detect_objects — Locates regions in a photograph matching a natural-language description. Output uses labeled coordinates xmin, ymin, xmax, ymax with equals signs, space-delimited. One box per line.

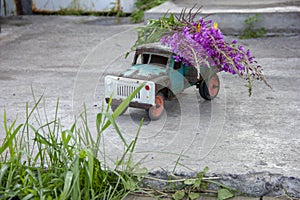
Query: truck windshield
xmin=135 ymin=53 xmax=169 ymax=67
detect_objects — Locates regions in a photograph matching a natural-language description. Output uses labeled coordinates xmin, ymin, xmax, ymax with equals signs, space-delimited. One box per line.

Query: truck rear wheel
xmin=147 ymin=92 xmax=165 ymax=120
xmin=199 ymin=73 xmax=220 ymax=100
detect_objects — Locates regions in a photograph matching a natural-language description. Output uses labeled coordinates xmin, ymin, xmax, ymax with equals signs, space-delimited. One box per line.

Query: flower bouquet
xmin=130 ymin=7 xmax=271 ymax=96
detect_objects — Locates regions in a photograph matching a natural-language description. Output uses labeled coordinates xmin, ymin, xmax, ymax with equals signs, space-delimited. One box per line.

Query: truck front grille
xmin=116 ymin=84 xmax=141 ymax=99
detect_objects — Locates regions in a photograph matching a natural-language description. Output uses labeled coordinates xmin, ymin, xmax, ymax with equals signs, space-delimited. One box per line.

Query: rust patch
xmin=31 ymin=1 xmax=37 ymax=12
xmin=31 ymin=2 xmax=56 ymax=15
xmin=135 ymin=43 xmax=173 ymax=56
xmin=14 ymin=0 xmax=23 ymax=15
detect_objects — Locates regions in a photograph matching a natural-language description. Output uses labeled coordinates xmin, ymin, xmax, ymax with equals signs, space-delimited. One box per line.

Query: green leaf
xmin=47 ymin=196 xmax=53 ymax=200
xmin=197 ymin=166 xmax=209 ymax=179
xmin=200 ymin=182 xmax=209 ymax=191
xmin=194 ymin=178 xmax=202 ymax=188
xmin=79 ymin=149 xmax=86 ymax=158
xmin=125 ymin=179 xmax=136 ymax=191
xmin=188 ymin=192 xmax=200 ymax=200
xmin=202 ymin=166 xmax=209 ymax=174
xmin=173 ymin=190 xmax=185 ymax=200
xmin=184 ymin=179 xmax=196 ymax=185
xmin=217 ymin=188 xmax=234 ymax=200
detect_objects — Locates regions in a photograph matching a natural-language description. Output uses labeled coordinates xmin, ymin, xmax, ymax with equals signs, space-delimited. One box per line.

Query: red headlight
xmin=145 ymin=85 xmax=150 ymax=91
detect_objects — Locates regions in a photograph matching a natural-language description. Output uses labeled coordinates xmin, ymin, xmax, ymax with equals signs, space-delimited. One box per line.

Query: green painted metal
xmin=169 ymin=58 xmax=185 ymax=94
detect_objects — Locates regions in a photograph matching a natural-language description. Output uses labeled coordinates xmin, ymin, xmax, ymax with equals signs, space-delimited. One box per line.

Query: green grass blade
xmin=23 ymin=193 xmax=34 ymax=200
xmin=34 ymin=132 xmax=52 ymax=146
xmin=6 ymin=163 xmax=16 ymax=191
xmin=108 ymin=176 xmax=121 ymax=199
xmin=51 ymin=99 xmax=60 ymax=135
xmin=3 ymin=109 xmax=8 ymax=133
xmin=71 ymin=157 xmax=81 ymax=200
xmin=22 ymin=93 xmax=43 ymax=133
xmin=86 ymin=148 xmax=94 ymax=186
xmin=60 ymin=171 xmax=73 ymax=200
xmin=80 ymin=104 xmax=95 ymax=147
xmin=103 ymin=113 xmax=128 ymax=148
xmin=96 ymin=112 xmax=103 ymax=134
xmin=102 ymin=82 xmax=146 ymax=130
xmin=0 ymin=164 xmax=9 ymax=186
xmin=115 ymin=118 xmax=144 ymax=171
xmin=0 ymin=124 xmax=23 ymax=156
xmin=130 ymin=118 xmax=144 ymax=153
xmin=25 ymin=168 xmax=37 ymax=182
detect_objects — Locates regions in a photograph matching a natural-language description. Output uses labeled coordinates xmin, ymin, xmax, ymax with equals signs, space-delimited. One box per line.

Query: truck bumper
xmin=105 ymin=98 xmax=152 ymax=110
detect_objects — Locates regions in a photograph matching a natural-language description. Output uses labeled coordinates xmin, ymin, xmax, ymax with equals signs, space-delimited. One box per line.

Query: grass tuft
xmin=0 ymin=84 xmax=145 ymax=199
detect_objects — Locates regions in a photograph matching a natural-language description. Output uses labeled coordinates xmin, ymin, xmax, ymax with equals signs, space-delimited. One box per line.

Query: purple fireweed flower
xmin=161 ymin=17 xmax=266 ymax=90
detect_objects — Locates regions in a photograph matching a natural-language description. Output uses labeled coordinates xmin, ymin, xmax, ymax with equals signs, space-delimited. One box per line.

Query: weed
xmin=240 ymin=14 xmax=266 ymax=39
xmin=0 ymin=84 xmax=145 ymax=199
xmin=126 ymin=13 xmax=180 ymax=58
xmin=131 ymin=0 xmax=167 ymax=23
xmin=140 ymin=167 xmax=240 ymax=200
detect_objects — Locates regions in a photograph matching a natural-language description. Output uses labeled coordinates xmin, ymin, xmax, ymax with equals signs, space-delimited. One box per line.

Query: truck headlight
xmin=106 ymin=78 xmax=112 ymax=85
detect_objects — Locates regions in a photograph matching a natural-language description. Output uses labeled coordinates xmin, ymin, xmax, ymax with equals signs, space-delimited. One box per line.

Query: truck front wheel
xmin=147 ymin=92 xmax=165 ymax=120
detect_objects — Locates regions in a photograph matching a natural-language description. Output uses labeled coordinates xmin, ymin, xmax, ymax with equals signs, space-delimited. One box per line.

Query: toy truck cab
xmin=105 ymin=43 xmax=220 ymax=120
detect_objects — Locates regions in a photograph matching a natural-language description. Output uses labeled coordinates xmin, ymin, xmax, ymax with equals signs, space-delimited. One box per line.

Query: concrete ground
xmin=0 ymin=15 xmax=299 ymax=198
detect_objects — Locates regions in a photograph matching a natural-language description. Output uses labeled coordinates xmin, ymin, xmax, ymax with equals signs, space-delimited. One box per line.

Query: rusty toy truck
xmin=105 ymin=43 xmax=220 ymax=120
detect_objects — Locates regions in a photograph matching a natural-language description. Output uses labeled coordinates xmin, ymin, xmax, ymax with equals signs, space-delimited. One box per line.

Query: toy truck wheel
xmin=147 ymin=92 xmax=165 ymax=120
xmin=111 ymin=104 xmax=128 ymax=115
xmin=199 ymin=73 xmax=220 ymax=100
